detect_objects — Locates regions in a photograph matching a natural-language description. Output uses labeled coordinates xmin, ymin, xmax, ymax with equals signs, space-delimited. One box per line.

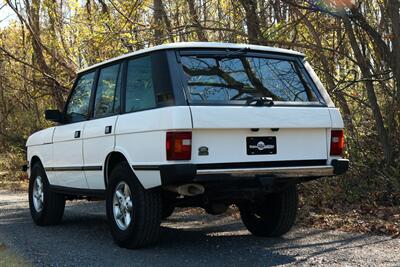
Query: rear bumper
xmin=196 ymin=165 xmax=334 ymax=177
xmin=139 ymin=159 xmax=349 ymax=185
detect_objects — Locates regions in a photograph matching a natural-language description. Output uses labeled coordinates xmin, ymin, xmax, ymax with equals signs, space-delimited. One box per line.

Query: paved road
xmin=0 ymin=190 xmax=399 ymax=266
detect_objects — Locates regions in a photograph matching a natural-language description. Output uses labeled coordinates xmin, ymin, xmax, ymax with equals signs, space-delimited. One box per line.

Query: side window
xmin=93 ymin=64 xmax=121 ymax=118
xmin=125 ymin=56 xmax=156 ymax=112
xmin=65 ymin=72 xmax=95 ymax=123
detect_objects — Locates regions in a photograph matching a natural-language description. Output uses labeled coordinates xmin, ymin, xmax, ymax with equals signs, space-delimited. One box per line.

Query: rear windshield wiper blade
xmin=246 ymin=97 xmax=274 ymax=106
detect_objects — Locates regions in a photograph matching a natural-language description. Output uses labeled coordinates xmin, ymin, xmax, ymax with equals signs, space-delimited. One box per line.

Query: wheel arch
xmin=30 ymin=155 xmax=42 ymax=167
xmin=104 ymin=151 xmax=130 ymax=188
xmin=104 ymin=148 xmax=162 ymax=189
xmin=103 ymin=146 xmax=161 ymax=189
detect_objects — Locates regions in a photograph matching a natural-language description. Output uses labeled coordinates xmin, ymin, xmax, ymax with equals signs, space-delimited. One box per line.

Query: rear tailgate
xmin=189 ymin=106 xmax=331 ymax=164
xmin=176 ymin=49 xmax=333 ymax=165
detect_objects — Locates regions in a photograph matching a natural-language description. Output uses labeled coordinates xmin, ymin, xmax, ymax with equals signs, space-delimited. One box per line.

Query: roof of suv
xmin=78 ymin=42 xmax=304 ymax=73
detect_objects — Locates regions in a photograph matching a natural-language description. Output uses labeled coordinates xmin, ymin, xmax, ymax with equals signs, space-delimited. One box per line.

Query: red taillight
xmin=166 ymin=132 xmax=192 ymax=160
xmin=330 ymin=130 xmax=345 ymax=156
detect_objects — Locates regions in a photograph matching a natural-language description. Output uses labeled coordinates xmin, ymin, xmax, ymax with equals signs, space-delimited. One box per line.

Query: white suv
xmin=25 ymin=42 xmax=349 ymax=248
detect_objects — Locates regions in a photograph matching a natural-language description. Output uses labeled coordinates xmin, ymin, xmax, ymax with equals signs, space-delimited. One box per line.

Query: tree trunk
xmin=153 ymin=0 xmax=174 ymax=44
xmin=387 ymin=0 xmax=400 ymax=102
xmin=26 ymin=0 xmax=65 ymax=110
xmin=342 ymin=13 xmax=393 ymax=165
xmin=160 ymin=1 xmax=174 ymax=43
xmin=239 ymin=0 xmax=262 ymax=44
xmin=186 ymin=0 xmax=208 ymax=41
xmin=153 ymin=0 xmax=164 ymax=45
xmin=299 ymin=12 xmax=355 ymax=134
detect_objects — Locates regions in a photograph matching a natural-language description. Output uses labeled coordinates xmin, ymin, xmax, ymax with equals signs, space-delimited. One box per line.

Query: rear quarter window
xmin=125 ymin=56 xmax=156 ymax=112
xmin=124 ymin=52 xmax=175 ymax=113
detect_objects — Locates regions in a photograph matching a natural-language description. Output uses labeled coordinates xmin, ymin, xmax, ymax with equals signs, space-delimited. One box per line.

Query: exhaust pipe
xmin=165 ymin=184 xmax=205 ymax=196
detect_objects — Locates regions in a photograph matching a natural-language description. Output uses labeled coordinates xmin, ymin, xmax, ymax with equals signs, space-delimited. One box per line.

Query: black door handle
xmin=105 ymin=126 xmax=112 ymax=134
xmin=74 ymin=131 xmax=81 ymax=138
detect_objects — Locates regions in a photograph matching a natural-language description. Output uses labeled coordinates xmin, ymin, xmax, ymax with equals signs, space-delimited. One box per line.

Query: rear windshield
xmin=180 ymin=54 xmax=322 ymax=104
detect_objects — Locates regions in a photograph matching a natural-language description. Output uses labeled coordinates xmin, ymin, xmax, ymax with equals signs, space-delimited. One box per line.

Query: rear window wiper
xmin=246 ymin=97 xmax=274 ymax=106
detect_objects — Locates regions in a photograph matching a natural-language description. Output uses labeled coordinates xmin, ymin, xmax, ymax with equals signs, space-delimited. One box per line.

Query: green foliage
xmin=0 ymin=146 xmax=25 ymax=174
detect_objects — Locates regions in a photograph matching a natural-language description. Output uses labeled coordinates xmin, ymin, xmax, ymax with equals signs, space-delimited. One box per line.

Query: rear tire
xmin=106 ymin=162 xmax=161 ymax=249
xmin=239 ymin=184 xmax=298 ymax=237
xmin=162 ymin=205 xmax=175 ymax=219
xmin=28 ymin=163 xmax=65 ymax=226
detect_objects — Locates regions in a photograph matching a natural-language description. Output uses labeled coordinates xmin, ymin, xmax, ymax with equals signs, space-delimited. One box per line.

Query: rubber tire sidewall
xmin=162 ymin=205 xmax=175 ymax=219
xmin=29 ymin=163 xmax=65 ymax=226
xmin=106 ymin=162 xmax=161 ymax=248
xmin=239 ymin=184 xmax=298 ymax=237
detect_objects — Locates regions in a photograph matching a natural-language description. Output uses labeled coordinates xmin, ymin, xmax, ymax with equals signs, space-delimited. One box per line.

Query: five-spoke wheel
xmin=113 ymin=181 xmax=133 ymax=230
xmin=32 ymin=176 xmax=44 ymax=213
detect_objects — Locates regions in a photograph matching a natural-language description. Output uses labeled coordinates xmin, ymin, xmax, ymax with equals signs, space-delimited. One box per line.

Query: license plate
xmin=247 ymin=137 xmax=277 ymax=155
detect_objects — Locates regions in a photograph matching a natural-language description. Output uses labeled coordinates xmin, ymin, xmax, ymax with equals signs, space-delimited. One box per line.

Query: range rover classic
xmin=25 ymin=42 xmax=349 ymax=248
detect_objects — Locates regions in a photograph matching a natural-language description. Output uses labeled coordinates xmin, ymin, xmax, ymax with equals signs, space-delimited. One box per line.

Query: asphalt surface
xmin=0 ymin=190 xmax=399 ymax=267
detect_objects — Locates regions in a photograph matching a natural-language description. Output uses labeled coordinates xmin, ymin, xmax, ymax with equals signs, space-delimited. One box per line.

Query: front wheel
xmin=28 ymin=163 xmax=65 ymax=226
xmin=106 ymin=162 xmax=162 ymax=249
xmin=239 ymin=184 xmax=298 ymax=237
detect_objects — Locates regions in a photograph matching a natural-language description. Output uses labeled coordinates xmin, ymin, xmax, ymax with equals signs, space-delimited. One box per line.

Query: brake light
xmin=330 ymin=130 xmax=345 ymax=156
xmin=166 ymin=132 xmax=192 ymax=160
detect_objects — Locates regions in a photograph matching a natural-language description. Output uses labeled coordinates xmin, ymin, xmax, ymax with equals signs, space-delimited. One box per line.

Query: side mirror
xmin=45 ymin=110 xmax=64 ymax=123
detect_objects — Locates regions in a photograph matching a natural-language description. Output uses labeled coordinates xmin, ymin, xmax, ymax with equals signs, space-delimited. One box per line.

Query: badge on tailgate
xmin=247 ymin=137 xmax=277 ymax=155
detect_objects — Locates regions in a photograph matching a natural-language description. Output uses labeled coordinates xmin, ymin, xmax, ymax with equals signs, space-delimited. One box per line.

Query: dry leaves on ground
xmin=298 ymin=204 xmax=400 ymax=238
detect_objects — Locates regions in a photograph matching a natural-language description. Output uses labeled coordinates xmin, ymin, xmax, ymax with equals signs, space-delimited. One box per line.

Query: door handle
xmin=105 ymin=126 xmax=112 ymax=134
xmin=74 ymin=130 xmax=81 ymax=138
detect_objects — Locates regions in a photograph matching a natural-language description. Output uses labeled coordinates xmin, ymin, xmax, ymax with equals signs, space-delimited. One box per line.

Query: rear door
xmin=82 ymin=63 xmax=122 ymax=189
xmin=178 ymin=51 xmax=331 ymax=164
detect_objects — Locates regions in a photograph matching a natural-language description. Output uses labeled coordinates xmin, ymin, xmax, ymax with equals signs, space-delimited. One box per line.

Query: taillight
xmin=166 ymin=132 xmax=192 ymax=160
xmin=330 ymin=130 xmax=345 ymax=156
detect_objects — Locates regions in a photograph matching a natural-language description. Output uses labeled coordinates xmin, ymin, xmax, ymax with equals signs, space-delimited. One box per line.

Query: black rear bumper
xmin=135 ymin=159 xmax=349 ymax=186
xmin=331 ymin=159 xmax=349 ymax=175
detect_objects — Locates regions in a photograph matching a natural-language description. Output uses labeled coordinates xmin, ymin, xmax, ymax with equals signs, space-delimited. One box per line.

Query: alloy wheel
xmin=113 ymin=181 xmax=133 ymax=230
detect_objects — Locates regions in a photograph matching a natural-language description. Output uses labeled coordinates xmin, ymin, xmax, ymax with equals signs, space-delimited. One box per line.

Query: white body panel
xmin=190 ymin=106 xmax=332 ymax=129
xmin=115 ymin=107 xmax=193 ymax=188
xmin=191 ymin=128 xmax=328 ymax=163
xmin=51 ymin=122 xmax=88 ymax=188
xmin=189 ymin=106 xmax=331 ymax=165
xmin=83 ymin=116 xmax=118 ymax=189
xmin=26 ymin=127 xmax=55 ymax=147
xmin=26 ymin=127 xmax=55 ymax=179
